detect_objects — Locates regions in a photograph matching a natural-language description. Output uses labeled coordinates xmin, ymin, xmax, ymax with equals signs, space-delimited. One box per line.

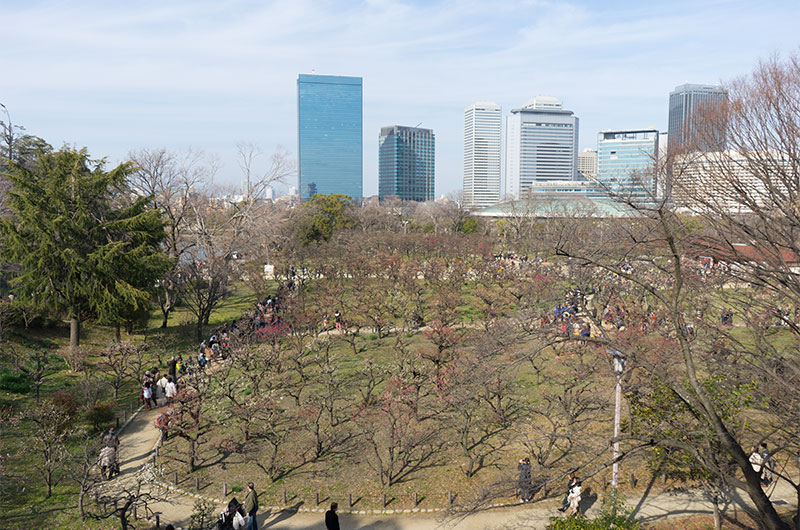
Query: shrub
xmin=0 ymin=369 xmax=31 ymax=394
xmin=51 ymin=389 xmax=80 ymax=417
xmin=86 ymin=402 xmax=115 ymax=431
xmin=188 ymin=498 xmax=217 ymax=530
xmin=368 ymin=333 xmax=379 ymax=340
xmin=59 ymin=346 xmax=88 ymax=372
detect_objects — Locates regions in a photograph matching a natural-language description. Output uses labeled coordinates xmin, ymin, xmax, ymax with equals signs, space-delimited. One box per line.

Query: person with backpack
xmin=157 ymin=373 xmax=169 ymax=406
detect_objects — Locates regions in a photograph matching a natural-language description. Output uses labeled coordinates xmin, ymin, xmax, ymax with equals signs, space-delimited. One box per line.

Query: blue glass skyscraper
xmin=297 ymin=74 xmax=363 ymax=199
xmin=378 ymin=125 xmax=435 ymax=202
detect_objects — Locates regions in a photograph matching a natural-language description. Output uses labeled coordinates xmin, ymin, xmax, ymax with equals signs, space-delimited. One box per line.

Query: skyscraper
xmin=505 ymin=96 xmax=579 ymax=199
xmin=378 ymin=125 xmax=435 ymax=202
xmin=668 ymin=83 xmax=727 ymax=152
xmin=463 ymin=102 xmax=501 ymax=208
xmin=297 ymin=74 xmax=363 ymax=199
xmin=596 ymin=129 xmax=659 ymax=201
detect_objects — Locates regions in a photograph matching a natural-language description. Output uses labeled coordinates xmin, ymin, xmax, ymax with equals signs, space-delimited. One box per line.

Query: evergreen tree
xmin=0 ymin=147 xmax=168 ymax=348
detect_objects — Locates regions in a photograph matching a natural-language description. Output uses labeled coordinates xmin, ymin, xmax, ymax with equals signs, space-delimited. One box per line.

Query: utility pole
xmin=610 ymin=349 xmax=626 ymax=490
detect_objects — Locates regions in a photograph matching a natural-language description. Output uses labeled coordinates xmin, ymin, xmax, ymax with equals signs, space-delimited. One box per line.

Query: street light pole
xmin=610 ymin=349 xmax=626 ymax=490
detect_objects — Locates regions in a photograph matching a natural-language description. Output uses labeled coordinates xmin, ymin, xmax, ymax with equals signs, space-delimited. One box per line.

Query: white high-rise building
xmin=505 ymin=96 xmax=579 ymax=199
xmin=463 ymin=102 xmax=502 ymax=209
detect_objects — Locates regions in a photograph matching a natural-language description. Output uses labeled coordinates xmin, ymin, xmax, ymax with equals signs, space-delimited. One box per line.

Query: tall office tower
xmin=463 ymin=101 xmax=502 ymax=208
xmin=297 ymin=74 xmax=363 ymax=199
xmin=505 ymin=96 xmax=579 ymax=199
xmin=596 ymin=129 xmax=659 ymax=201
xmin=378 ymin=125 xmax=435 ymax=202
xmin=577 ymin=149 xmax=597 ymax=179
xmin=668 ymin=83 xmax=727 ymax=152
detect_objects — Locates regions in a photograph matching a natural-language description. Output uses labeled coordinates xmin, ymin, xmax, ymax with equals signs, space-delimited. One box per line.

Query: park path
xmin=110 ymin=404 xmax=798 ymax=529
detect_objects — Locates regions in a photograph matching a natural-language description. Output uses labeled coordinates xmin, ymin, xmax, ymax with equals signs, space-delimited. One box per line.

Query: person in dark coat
xmin=325 ymin=502 xmax=340 ymax=530
xmin=517 ymin=457 xmax=532 ymax=502
xmin=168 ymin=356 xmax=177 ymax=381
xmin=244 ymin=482 xmax=258 ymax=530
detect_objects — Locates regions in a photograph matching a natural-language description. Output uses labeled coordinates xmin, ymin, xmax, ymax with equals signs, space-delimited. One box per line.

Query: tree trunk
xmin=196 ymin=318 xmax=203 ymax=342
xmin=712 ymin=493 xmax=722 ymax=530
xmin=70 ymin=313 xmax=80 ymax=348
xmin=161 ymin=308 xmax=170 ymax=328
xmin=115 ymin=323 xmax=121 ymax=343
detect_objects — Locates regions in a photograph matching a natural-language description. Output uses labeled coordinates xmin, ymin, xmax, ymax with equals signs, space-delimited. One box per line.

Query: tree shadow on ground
xmin=262 ymin=501 xmax=305 ymax=528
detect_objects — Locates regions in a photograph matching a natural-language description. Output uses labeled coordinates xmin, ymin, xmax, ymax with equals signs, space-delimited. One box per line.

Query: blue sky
xmin=1 ymin=0 xmax=798 ymax=196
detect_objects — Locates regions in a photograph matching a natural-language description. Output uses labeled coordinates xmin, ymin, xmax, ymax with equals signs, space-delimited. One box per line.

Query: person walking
xmin=142 ymin=382 xmax=156 ymax=410
xmin=99 ymin=444 xmax=117 ymax=480
xmin=567 ymin=479 xmax=582 ymax=516
xmin=157 ymin=373 xmax=169 ymax=406
xmin=165 ymin=376 xmax=177 ymax=404
xmin=155 ymin=410 xmax=172 ymax=444
xmin=102 ymin=427 xmax=120 ymax=449
xmin=244 ymin=481 xmax=259 ymax=530
xmin=517 ymin=457 xmax=532 ymax=502
xmin=168 ymin=356 xmax=177 ymax=382
xmin=559 ymin=473 xmax=579 ymax=512
xmin=761 ymin=443 xmax=775 ymax=485
xmin=325 ymin=502 xmax=340 ymax=530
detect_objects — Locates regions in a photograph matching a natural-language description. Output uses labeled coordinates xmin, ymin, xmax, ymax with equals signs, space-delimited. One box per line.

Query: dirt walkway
xmin=109 ymin=405 xmax=797 ymax=529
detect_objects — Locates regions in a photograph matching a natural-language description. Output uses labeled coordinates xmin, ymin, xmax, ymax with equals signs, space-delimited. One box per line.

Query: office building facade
xmin=297 ymin=74 xmax=363 ymax=199
xmin=505 ymin=96 xmax=579 ymax=199
xmin=577 ymin=149 xmax=597 ymax=179
xmin=668 ymin=83 xmax=727 ymax=152
xmin=378 ymin=125 xmax=435 ymax=202
xmin=597 ymin=129 xmax=659 ymax=201
xmin=463 ymin=102 xmax=502 ymax=208
xmin=672 ymin=150 xmax=789 ymax=213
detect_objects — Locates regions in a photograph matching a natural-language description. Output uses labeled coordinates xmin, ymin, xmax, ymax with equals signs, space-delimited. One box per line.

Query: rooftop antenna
xmin=415 ymin=122 xmax=422 ymax=128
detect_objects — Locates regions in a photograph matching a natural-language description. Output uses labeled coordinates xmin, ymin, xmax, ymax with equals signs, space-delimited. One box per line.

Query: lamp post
xmin=609 ymin=349 xmax=626 ymax=490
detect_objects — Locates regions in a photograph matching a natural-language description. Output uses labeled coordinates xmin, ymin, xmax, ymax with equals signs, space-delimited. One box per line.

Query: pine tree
xmin=0 ymin=147 xmax=168 ymax=348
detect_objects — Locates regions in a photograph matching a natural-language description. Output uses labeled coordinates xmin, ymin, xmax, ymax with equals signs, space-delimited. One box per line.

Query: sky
xmin=1 ymin=0 xmax=799 ymax=197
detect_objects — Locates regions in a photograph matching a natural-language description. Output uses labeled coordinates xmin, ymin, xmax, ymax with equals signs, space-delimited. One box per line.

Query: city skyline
xmin=1 ymin=0 xmax=798 ymax=197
